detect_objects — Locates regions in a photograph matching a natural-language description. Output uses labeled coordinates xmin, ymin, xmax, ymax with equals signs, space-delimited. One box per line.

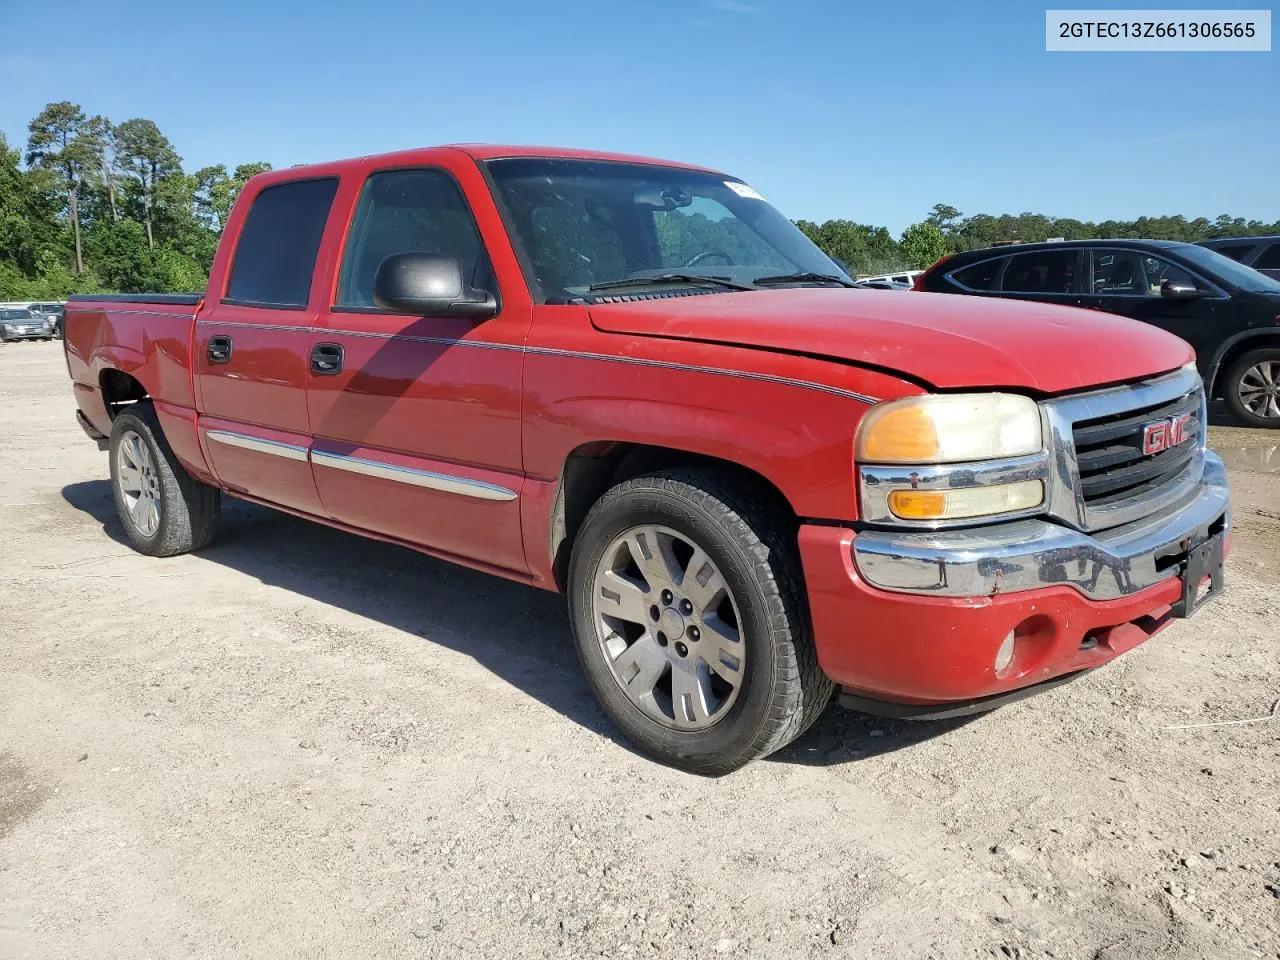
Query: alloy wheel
xmin=1238 ymin=360 xmax=1280 ymax=421
xmin=590 ymin=524 xmax=746 ymax=730
xmin=115 ymin=429 xmax=161 ymax=538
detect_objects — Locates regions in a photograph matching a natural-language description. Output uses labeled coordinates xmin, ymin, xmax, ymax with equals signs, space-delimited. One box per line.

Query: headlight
xmin=856 ymin=393 xmax=1042 ymax=464
xmin=857 ymin=393 xmax=1049 ymax=525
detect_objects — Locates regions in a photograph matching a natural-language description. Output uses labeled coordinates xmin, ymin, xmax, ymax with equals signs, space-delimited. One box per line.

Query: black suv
xmin=1199 ymin=235 xmax=1280 ymax=281
xmin=916 ymin=239 xmax=1280 ymax=427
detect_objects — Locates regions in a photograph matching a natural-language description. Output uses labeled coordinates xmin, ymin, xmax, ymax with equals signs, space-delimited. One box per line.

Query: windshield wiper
xmin=588 ymin=273 xmax=754 ymax=293
xmin=751 ymin=272 xmax=858 ymax=288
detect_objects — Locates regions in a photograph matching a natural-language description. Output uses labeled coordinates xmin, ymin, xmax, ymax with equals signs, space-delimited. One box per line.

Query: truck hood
xmin=587 ymin=288 xmax=1194 ymax=394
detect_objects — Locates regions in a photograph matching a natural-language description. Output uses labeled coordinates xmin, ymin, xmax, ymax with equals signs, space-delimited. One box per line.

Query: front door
xmin=1077 ymin=247 xmax=1223 ymax=377
xmin=194 ymin=177 xmax=339 ymax=516
xmin=306 ymin=165 xmax=530 ymax=574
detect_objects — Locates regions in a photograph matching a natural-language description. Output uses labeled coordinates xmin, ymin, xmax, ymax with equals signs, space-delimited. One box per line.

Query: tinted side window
xmin=1255 ymin=243 xmax=1280 ymax=270
xmin=225 ymin=178 xmax=338 ymax=308
xmin=1000 ymin=251 xmax=1078 ymax=293
xmin=1141 ymin=255 xmax=1208 ymax=293
xmin=951 ymin=258 xmax=1003 ymax=291
xmin=336 ymin=169 xmax=491 ymax=309
xmin=1213 ymin=242 xmax=1257 ymax=263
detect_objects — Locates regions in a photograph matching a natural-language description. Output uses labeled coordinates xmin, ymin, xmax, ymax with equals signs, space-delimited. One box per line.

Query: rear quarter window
xmin=1255 ymin=243 xmax=1280 ymax=270
xmin=950 ymin=258 xmax=1003 ymax=291
xmin=225 ymin=178 xmax=339 ymax=308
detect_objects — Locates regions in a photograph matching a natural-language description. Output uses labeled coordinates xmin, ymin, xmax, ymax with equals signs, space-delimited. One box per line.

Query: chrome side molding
xmin=310 ymin=449 xmax=518 ymax=502
xmin=206 ymin=430 xmax=309 ymax=462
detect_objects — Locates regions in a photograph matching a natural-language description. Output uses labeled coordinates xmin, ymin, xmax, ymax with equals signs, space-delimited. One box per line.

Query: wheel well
xmin=548 ymin=442 xmax=796 ymax=590
xmin=100 ymin=369 xmax=150 ymax=417
xmin=1209 ymin=334 xmax=1280 ymax=398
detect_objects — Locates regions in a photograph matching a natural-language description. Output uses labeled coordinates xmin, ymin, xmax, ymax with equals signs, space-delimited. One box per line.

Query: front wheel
xmin=1224 ymin=347 xmax=1280 ymax=428
xmin=568 ymin=468 xmax=833 ymax=775
xmin=109 ymin=403 xmax=221 ymax=556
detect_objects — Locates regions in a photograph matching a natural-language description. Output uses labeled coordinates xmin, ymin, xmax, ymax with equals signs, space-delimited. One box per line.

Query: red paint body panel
xmin=63 ymin=143 xmax=1209 ymax=715
xmin=798 ymin=525 xmax=1184 ymax=703
xmin=588 ymin=287 xmax=1195 ymax=394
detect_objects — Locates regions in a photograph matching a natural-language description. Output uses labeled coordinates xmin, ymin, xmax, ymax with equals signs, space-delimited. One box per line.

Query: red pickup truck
xmin=65 ymin=145 xmax=1230 ymax=773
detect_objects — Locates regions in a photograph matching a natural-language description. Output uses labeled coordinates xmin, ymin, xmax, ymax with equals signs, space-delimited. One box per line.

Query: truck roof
xmin=269 ymin=144 xmax=724 ymax=182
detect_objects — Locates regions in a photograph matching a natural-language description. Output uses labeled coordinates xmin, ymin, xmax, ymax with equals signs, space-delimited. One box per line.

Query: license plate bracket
xmin=1172 ymin=534 xmax=1225 ymax=618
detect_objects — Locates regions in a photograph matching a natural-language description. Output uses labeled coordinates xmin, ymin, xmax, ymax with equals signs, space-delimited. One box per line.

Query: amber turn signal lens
xmin=886 ymin=490 xmax=947 ymax=519
xmin=887 ymin=481 xmax=1044 ymax=521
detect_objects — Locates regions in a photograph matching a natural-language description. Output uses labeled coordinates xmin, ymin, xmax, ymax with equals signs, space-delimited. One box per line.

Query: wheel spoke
xmin=699 ymin=613 xmax=744 ymax=682
xmin=626 ymin=526 xmax=681 ymax=591
xmin=596 ymin=570 xmax=652 ymax=626
xmin=670 ymin=657 xmax=713 ymax=726
xmin=1268 ymin=395 xmax=1280 ymax=420
xmin=130 ymin=494 xmax=151 ymax=532
xmin=610 ymin=635 xmax=668 ymax=703
xmin=117 ymin=462 xmax=142 ymax=494
xmin=680 ymin=545 xmax=727 ymax=615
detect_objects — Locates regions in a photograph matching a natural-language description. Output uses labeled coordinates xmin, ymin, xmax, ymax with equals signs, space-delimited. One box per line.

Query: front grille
xmin=1071 ymin=388 xmax=1202 ymax=507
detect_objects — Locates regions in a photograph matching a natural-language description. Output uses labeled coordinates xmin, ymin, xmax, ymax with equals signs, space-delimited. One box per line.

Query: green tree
xmin=114 ymin=118 xmax=181 ymax=248
xmin=26 ymin=101 xmax=102 ymax=274
xmin=193 ymin=161 xmax=271 ymax=233
xmin=84 ymin=115 xmax=120 ymax=221
xmin=899 ymin=221 xmax=950 ymax=270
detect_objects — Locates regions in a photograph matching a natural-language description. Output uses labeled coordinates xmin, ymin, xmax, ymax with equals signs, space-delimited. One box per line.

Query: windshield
xmin=1176 ymin=243 xmax=1280 ymax=294
xmin=0 ymin=310 xmax=32 ymax=320
xmin=484 ymin=158 xmax=845 ymax=302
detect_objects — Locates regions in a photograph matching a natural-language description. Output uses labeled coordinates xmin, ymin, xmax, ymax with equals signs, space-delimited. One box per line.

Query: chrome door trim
xmin=206 ymin=430 xmax=310 ymax=462
xmin=310 ymin=449 xmax=518 ymax=502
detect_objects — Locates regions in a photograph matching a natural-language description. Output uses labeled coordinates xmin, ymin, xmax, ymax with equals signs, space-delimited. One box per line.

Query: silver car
xmin=0 ymin=308 xmax=54 ymax=342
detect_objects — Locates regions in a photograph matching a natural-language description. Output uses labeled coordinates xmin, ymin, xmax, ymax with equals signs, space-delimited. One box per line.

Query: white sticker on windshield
xmin=725 ymin=180 xmax=766 ymax=201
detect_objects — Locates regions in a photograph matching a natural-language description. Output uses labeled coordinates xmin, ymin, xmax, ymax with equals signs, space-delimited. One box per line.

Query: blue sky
xmin=1 ymin=0 xmax=1276 ymax=233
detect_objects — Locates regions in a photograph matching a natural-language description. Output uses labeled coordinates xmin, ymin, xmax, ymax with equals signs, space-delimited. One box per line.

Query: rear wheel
xmin=1224 ymin=347 xmax=1280 ymax=428
xmin=568 ymin=468 xmax=833 ymax=775
xmin=109 ymin=403 xmax=221 ymax=556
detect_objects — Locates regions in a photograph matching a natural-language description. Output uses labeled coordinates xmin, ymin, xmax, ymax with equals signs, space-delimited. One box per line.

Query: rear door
xmin=994 ymin=248 xmax=1086 ymax=308
xmin=1076 ymin=247 xmax=1226 ymax=376
xmin=193 ymin=177 xmax=339 ymax=515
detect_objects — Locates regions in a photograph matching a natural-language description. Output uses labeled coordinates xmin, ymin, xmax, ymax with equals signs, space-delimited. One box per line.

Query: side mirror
xmin=1160 ymin=278 xmax=1204 ymax=300
xmin=373 ymin=253 xmax=498 ymax=320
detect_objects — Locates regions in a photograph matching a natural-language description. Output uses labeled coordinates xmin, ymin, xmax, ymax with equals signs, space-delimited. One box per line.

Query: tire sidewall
xmin=568 ymin=484 xmax=789 ymax=769
xmin=109 ymin=411 xmax=166 ymax=551
xmin=1225 ymin=348 xmax=1280 ymax=429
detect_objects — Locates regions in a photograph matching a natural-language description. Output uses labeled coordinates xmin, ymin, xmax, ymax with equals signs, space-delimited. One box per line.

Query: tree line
xmin=1 ymin=101 xmax=270 ymax=299
xmin=3 ymin=100 xmax=1280 ymax=298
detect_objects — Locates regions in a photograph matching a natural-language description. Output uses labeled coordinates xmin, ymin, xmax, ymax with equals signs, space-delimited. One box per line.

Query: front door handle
xmin=207 ymin=335 xmax=232 ymax=364
xmin=311 ymin=343 xmax=344 ymax=376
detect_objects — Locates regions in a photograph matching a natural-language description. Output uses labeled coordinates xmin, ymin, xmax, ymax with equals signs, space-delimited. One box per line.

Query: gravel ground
xmin=2 ymin=341 xmax=1277 ymax=960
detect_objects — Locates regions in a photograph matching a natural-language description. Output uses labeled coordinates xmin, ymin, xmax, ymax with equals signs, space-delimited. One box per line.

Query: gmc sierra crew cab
xmin=65 ymin=145 xmax=1230 ymax=773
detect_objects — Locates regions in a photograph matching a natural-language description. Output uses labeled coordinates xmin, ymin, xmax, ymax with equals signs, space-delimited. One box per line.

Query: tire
xmin=567 ymin=467 xmax=833 ymax=775
xmin=1223 ymin=347 xmax=1280 ymax=428
xmin=108 ymin=403 xmax=221 ymax=556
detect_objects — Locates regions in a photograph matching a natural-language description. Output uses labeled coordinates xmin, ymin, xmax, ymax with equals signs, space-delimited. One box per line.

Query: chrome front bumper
xmin=853 ymin=451 xmax=1230 ymax=601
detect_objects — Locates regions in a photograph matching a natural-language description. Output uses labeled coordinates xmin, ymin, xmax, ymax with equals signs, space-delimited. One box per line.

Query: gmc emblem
xmin=1142 ymin=413 xmax=1192 ymax=456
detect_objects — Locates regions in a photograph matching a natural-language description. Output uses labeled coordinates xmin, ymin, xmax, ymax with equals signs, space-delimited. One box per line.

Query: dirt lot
xmin=2 ymin=341 xmax=1277 ymax=960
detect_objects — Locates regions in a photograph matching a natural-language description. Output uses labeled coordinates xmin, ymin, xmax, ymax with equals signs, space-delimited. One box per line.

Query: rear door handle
xmin=311 ymin=343 xmax=344 ymax=376
xmin=207 ymin=335 xmax=232 ymax=364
